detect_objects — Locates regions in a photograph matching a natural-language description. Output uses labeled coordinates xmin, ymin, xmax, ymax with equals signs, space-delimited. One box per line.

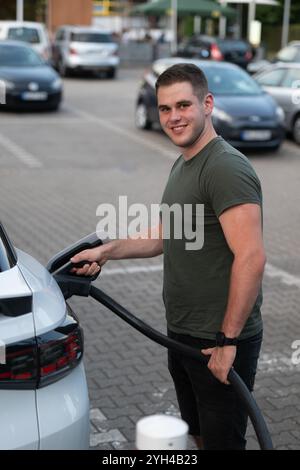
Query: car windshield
xmin=7 ymin=27 xmax=41 ymax=44
xmin=204 ymin=66 xmax=262 ymax=96
xmin=70 ymin=32 xmax=113 ymax=43
xmin=0 ymin=45 xmax=44 ymax=66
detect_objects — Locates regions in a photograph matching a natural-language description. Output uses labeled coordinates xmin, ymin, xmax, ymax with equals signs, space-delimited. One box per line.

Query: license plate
xmin=242 ymin=130 xmax=272 ymax=141
xmin=22 ymin=92 xmax=48 ymax=101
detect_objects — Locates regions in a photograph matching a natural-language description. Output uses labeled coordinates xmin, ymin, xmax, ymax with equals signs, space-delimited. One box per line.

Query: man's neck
xmin=182 ymin=126 xmax=218 ymax=161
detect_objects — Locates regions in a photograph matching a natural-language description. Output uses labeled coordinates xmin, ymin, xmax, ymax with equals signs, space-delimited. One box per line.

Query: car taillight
xmin=69 ymin=47 xmax=77 ymax=55
xmin=211 ymin=43 xmax=224 ymax=61
xmin=0 ymin=313 xmax=83 ymax=389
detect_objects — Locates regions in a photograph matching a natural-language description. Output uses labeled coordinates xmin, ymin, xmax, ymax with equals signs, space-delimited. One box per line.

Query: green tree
xmin=256 ymin=0 xmax=300 ymax=26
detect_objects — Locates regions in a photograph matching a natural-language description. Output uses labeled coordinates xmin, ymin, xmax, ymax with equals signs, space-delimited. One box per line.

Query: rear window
xmin=70 ymin=32 xmax=113 ymax=43
xmin=7 ymin=27 xmax=41 ymax=44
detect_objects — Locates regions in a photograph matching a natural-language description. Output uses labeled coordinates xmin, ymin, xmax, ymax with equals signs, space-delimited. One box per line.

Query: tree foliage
xmin=256 ymin=0 xmax=300 ymax=26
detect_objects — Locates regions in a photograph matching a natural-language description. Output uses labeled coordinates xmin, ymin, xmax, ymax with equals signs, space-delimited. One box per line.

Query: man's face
xmin=157 ymin=81 xmax=212 ymax=152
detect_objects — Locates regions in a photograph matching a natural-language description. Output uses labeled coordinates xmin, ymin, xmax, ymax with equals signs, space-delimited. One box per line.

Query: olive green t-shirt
xmin=161 ymin=136 xmax=263 ymax=340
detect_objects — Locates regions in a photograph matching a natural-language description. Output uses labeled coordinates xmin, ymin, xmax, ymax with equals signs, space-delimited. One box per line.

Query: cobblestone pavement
xmin=0 ymin=68 xmax=299 ymax=450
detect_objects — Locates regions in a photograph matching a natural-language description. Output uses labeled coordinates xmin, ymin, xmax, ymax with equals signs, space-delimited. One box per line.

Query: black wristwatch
xmin=216 ymin=331 xmax=238 ymax=347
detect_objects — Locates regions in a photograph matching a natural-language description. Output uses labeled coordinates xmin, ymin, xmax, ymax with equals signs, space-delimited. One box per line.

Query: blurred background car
xmin=52 ymin=26 xmax=120 ymax=78
xmin=135 ymin=57 xmax=285 ymax=150
xmin=0 ymin=41 xmax=62 ymax=111
xmin=254 ymin=63 xmax=300 ymax=144
xmin=0 ymin=222 xmax=90 ymax=449
xmin=177 ymin=35 xmax=253 ymax=69
xmin=0 ymin=20 xmax=51 ymax=62
xmin=247 ymin=41 xmax=300 ymax=75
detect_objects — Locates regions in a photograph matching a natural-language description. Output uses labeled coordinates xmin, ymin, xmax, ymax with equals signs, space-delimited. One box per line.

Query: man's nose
xmin=169 ymin=108 xmax=181 ymax=122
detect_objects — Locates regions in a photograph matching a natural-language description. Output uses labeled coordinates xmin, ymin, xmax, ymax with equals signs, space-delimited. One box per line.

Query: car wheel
xmin=292 ymin=115 xmax=300 ymax=145
xmin=135 ymin=102 xmax=152 ymax=130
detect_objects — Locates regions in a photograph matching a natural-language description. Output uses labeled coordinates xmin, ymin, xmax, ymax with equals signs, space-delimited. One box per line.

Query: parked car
xmin=0 ymin=41 xmax=62 ymax=111
xmin=248 ymin=41 xmax=300 ymax=75
xmin=0 ymin=222 xmax=90 ymax=449
xmin=254 ymin=63 xmax=300 ymax=144
xmin=177 ymin=35 xmax=253 ymax=69
xmin=0 ymin=21 xmax=51 ymax=61
xmin=52 ymin=26 xmax=120 ymax=78
xmin=135 ymin=58 xmax=285 ymax=150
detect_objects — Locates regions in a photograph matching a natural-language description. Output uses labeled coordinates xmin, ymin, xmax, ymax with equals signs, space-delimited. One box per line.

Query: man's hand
xmin=70 ymin=246 xmax=107 ymax=277
xmin=201 ymin=346 xmax=237 ymax=384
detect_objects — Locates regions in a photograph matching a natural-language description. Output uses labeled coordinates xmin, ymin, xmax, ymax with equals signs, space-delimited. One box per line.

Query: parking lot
xmin=0 ymin=67 xmax=300 ymax=450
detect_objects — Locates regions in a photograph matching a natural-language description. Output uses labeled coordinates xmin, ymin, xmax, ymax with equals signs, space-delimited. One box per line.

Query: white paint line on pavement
xmin=259 ymin=351 xmax=300 ymax=373
xmin=69 ymin=106 xmax=178 ymax=161
xmin=265 ymin=263 xmax=300 ymax=289
xmin=102 ymin=264 xmax=163 ymax=276
xmin=103 ymin=262 xmax=300 ymax=291
xmin=0 ymin=132 xmax=42 ymax=168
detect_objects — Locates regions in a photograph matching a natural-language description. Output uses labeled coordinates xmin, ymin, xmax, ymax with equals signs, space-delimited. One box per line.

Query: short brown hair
xmin=155 ymin=63 xmax=208 ymax=102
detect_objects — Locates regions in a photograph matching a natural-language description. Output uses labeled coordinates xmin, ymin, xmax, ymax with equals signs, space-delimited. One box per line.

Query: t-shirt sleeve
xmin=204 ymin=152 xmax=262 ymax=218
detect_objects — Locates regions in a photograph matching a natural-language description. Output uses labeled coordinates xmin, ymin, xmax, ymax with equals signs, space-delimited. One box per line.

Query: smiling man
xmin=71 ymin=63 xmax=266 ymax=450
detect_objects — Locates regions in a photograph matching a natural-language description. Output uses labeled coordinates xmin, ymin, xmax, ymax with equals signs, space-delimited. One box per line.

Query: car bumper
xmin=213 ymin=120 xmax=285 ymax=149
xmin=67 ymin=56 xmax=120 ymax=71
xmin=37 ymin=362 xmax=90 ymax=450
xmin=2 ymin=90 xmax=62 ymax=110
xmin=0 ymin=363 xmax=90 ymax=450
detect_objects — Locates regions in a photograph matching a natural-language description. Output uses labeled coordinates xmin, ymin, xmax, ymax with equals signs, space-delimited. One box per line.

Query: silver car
xmin=0 ymin=222 xmax=90 ymax=449
xmin=254 ymin=63 xmax=300 ymax=144
xmin=52 ymin=26 xmax=120 ymax=78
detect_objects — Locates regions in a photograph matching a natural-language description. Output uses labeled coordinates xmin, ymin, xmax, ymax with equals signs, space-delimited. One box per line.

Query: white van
xmin=0 ymin=21 xmax=51 ymax=60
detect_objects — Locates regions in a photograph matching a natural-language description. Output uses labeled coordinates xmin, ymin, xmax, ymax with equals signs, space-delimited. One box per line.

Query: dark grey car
xmin=254 ymin=63 xmax=300 ymax=144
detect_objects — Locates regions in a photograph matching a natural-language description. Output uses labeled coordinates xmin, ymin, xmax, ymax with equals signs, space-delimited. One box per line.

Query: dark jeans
xmin=168 ymin=329 xmax=263 ymax=450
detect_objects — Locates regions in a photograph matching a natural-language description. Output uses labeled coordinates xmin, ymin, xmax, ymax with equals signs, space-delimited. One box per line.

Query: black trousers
xmin=168 ymin=330 xmax=263 ymax=450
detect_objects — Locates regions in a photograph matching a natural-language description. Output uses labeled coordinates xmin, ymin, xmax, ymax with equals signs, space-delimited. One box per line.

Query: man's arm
xmin=71 ymin=224 xmax=163 ymax=276
xmin=202 ymin=203 xmax=266 ymax=383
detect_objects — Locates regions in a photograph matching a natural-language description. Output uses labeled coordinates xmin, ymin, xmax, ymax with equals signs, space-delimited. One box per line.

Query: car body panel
xmin=0 ymin=390 xmax=39 ymax=450
xmin=0 ymin=223 xmax=90 ymax=450
xmin=253 ymin=64 xmax=300 ymax=133
xmin=16 ymin=249 xmax=66 ymax=337
xmin=37 ymin=362 xmax=90 ymax=450
xmin=0 ymin=265 xmax=35 ymax=344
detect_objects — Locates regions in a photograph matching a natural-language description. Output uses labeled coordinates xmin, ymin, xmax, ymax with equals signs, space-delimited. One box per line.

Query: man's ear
xmin=204 ymin=93 xmax=214 ymax=116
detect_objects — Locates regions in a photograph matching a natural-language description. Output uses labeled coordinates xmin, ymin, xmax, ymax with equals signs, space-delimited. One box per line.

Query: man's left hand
xmin=201 ymin=346 xmax=237 ymax=385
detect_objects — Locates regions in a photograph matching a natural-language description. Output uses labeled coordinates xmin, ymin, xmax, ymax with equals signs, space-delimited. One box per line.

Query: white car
xmin=0 ymin=222 xmax=90 ymax=450
xmin=52 ymin=26 xmax=120 ymax=78
xmin=0 ymin=21 xmax=51 ymax=61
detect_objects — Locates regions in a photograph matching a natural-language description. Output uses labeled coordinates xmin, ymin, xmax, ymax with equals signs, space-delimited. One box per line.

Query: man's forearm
xmin=221 ymin=252 xmax=266 ymax=338
xmin=103 ymin=236 xmax=163 ymax=260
